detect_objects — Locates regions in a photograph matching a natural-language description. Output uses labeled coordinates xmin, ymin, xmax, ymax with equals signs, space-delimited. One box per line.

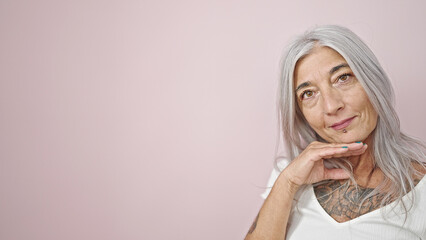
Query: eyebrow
xmin=295 ymin=81 xmax=311 ymax=93
xmin=329 ymin=63 xmax=349 ymax=75
xmin=294 ymin=63 xmax=350 ymax=93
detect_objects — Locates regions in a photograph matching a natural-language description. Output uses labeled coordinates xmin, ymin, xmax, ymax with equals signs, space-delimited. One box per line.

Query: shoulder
xmin=260 ymin=158 xmax=291 ymax=199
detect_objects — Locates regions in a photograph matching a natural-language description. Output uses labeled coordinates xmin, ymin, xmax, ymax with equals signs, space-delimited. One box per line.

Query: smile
xmin=330 ymin=116 xmax=356 ymax=130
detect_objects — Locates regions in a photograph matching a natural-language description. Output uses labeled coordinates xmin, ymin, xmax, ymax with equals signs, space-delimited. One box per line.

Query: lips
xmin=330 ymin=116 xmax=356 ymax=130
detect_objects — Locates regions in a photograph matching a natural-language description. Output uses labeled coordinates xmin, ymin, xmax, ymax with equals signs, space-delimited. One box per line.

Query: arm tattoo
xmin=247 ymin=213 xmax=259 ymax=234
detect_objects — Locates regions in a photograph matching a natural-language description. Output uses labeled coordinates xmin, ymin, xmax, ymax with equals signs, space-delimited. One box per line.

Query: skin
xmin=245 ymin=46 xmax=379 ymax=239
xmin=245 ymin=142 xmax=368 ymax=240
xmin=293 ymin=46 xmax=385 ymax=222
xmin=294 ymin=46 xmax=378 ymax=145
xmin=294 ymin=46 xmax=383 ymax=183
xmin=246 ymin=46 xmax=426 ymax=239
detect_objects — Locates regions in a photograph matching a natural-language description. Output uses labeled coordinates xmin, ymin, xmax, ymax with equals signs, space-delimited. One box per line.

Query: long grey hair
xmin=277 ymin=25 xmax=426 ymax=213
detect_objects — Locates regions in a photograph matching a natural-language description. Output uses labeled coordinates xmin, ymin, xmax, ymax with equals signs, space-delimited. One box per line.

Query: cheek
xmin=353 ymin=88 xmax=376 ymax=113
xmin=300 ymin=108 xmax=324 ymax=130
xmin=365 ymin=102 xmax=378 ymax=128
xmin=350 ymin=88 xmax=378 ymax=129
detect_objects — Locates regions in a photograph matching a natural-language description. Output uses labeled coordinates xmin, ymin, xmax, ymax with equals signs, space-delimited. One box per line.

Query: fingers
xmin=309 ymin=141 xmax=364 ymax=150
xmin=333 ymin=143 xmax=368 ymax=158
xmin=285 ymin=141 xmax=368 ymax=186
xmin=344 ymin=142 xmax=366 ymax=151
xmin=317 ymin=147 xmax=350 ymax=159
xmin=309 ymin=142 xmax=367 ymax=161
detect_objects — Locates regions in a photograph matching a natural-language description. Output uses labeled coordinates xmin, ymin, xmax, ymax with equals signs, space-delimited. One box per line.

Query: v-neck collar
xmin=309 ymin=176 xmax=426 ymax=226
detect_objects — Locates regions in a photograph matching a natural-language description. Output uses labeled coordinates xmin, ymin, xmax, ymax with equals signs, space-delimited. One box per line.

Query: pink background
xmin=1 ymin=0 xmax=426 ymax=239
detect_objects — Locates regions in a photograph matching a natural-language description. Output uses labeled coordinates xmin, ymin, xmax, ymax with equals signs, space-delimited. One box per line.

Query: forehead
xmin=294 ymin=47 xmax=347 ymax=86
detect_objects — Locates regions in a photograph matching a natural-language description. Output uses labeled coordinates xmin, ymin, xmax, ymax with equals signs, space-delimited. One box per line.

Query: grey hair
xmin=276 ymin=25 xmax=426 ymax=215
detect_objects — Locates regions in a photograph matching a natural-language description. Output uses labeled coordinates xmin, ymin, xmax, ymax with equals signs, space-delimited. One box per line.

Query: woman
xmin=245 ymin=25 xmax=426 ymax=240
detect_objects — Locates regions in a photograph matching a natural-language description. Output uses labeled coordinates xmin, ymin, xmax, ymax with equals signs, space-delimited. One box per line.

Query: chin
xmin=320 ymin=132 xmax=363 ymax=144
xmin=339 ymin=133 xmax=369 ymax=144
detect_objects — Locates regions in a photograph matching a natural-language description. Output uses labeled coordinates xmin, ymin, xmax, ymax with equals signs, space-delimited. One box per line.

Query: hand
xmin=281 ymin=141 xmax=367 ymax=188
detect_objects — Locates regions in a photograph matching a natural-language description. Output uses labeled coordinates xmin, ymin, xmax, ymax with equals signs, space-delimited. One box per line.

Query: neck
xmin=346 ymin=136 xmax=382 ymax=188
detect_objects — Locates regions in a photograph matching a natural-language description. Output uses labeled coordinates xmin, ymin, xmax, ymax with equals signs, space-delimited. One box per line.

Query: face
xmin=294 ymin=46 xmax=378 ymax=143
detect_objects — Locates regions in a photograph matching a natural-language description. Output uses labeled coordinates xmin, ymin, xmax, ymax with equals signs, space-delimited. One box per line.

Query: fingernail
xmin=363 ymin=143 xmax=366 ymax=145
xmin=355 ymin=141 xmax=362 ymax=143
xmin=342 ymin=146 xmax=348 ymax=148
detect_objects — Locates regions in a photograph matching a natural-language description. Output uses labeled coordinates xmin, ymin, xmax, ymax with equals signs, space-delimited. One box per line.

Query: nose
xmin=321 ymin=88 xmax=344 ymax=115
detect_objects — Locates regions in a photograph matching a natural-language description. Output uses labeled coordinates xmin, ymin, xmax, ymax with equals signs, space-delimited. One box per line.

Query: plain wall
xmin=1 ymin=0 xmax=426 ymax=239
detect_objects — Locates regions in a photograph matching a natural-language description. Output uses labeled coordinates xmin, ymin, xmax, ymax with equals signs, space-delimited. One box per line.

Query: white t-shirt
xmin=261 ymin=163 xmax=426 ymax=240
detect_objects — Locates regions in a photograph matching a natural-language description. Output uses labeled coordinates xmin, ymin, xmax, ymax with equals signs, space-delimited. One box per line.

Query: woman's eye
xmin=337 ymin=74 xmax=351 ymax=83
xmin=301 ymin=90 xmax=314 ymax=100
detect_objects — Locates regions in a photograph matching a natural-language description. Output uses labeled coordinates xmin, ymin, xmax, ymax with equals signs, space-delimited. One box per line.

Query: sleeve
xmin=260 ymin=158 xmax=290 ymax=199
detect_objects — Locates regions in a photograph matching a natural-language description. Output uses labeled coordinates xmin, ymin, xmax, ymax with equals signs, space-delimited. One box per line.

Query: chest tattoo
xmin=313 ymin=181 xmax=387 ymax=223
